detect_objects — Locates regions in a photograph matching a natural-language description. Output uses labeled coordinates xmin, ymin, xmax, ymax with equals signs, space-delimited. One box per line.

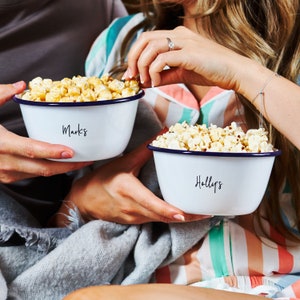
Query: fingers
xmin=118 ymin=176 xmax=186 ymax=223
xmin=135 ymin=38 xmax=177 ymax=85
xmin=0 ymin=125 xmax=91 ymax=183
xmin=115 ymin=135 xmax=211 ymax=223
xmin=63 ymin=131 xmax=211 ymax=225
xmin=147 ymin=52 xmax=185 ymax=87
xmin=125 ymin=30 xmax=201 ymax=87
xmin=126 ymin=26 xmax=243 ymax=91
xmin=126 ymin=30 xmax=181 ymax=85
xmin=0 ymin=126 xmax=75 ymax=159
xmin=0 ymin=154 xmax=91 ymax=183
xmin=0 ymin=81 xmax=26 ymax=105
xmin=111 ymin=170 xmax=211 ymax=224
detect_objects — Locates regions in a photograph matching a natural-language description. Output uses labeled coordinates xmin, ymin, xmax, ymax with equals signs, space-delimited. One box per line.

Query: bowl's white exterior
xmin=152 ymin=149 xmax=278 ymax=215
xmin=17 ymin=94 xmax=142 ymax=162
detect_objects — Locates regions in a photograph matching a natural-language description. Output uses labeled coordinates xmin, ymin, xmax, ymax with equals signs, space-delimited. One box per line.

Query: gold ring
xmin=166 ymin=37 xmax=175 ymax=51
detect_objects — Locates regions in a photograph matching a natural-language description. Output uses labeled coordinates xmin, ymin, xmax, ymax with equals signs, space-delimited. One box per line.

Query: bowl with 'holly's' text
xmin=148 ymin=122 xmax=281 ymax=216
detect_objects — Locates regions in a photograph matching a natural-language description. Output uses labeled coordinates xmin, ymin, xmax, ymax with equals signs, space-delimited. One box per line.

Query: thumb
xmin=0 ymin=81 xmax=26 ymax=105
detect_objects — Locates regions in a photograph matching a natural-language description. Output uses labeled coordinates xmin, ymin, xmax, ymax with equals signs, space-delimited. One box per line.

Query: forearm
xmin=64 ymin=284 xmax=266 ymax=300
xmin=234 ymin=58 xmax=300 ymax=149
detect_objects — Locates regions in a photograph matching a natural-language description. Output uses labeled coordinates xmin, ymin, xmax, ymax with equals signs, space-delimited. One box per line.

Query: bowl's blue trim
xmin=147 ymin=144 xmax=281 ymax=157
xmin=13 ymin=89 xmax=145 ymax=107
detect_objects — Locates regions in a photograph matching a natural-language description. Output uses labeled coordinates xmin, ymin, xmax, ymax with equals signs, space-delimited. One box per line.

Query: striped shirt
xmin=85 ymin=13 xmax=300 ymax=299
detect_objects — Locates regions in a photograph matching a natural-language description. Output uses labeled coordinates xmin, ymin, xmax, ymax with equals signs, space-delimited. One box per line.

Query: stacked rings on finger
xmin=166 ymin=37 xmax=175 ymax=51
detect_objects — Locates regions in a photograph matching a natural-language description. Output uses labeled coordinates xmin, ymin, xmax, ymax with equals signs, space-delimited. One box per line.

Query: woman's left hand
xmin=54 ymin=139 xmax=209 ymax=226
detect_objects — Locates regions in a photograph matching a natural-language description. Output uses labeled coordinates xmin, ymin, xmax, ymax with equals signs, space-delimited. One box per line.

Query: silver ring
xmin=166 ymin=37 xmax=175 ymax=51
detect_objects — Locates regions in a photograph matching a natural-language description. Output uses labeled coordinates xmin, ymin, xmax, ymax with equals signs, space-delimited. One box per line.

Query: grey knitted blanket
xmin=0 ymin=101 xmax=221 ymax=300
xmin=0 ymin=194 xmax=220 ymax=300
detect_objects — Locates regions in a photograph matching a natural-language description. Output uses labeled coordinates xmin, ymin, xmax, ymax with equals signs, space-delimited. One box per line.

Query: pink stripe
xmin=200 ymin=86 xmax=225 ymax=105
xmin=157 ymin=85 xmax=199 ymax=109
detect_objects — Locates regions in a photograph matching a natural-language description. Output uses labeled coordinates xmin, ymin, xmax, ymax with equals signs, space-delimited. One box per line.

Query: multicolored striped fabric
xmin=85 ymin=13 xmax=300 ymax=299
xmin=153 ymin=214 xmax=300 ymax=299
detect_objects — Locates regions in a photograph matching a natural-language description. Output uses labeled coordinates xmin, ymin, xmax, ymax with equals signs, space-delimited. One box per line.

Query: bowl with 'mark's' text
xmin=13 ymin=75 xmax=143 ymax=162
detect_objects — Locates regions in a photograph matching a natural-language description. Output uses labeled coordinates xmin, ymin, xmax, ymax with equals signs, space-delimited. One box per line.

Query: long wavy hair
xmin=119 ymin=0 xmax=300 ymax=242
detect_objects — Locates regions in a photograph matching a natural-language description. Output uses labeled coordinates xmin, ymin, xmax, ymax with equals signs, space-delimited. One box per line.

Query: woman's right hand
xmin=0 ymin=82 xmax=91 ymax=183
xmin=125 ymin=26 xmax=300 ymax=150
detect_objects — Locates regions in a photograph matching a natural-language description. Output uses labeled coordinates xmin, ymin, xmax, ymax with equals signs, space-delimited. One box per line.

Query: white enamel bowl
xmin=148 ymin=144 xmax=281 ymax=216
xmin=13 ymin=90 xmax=144 ymax=162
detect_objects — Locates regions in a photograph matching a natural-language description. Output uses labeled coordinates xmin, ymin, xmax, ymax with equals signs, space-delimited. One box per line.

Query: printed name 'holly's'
xmin=195 ymin=175 xmax=223 ymax=194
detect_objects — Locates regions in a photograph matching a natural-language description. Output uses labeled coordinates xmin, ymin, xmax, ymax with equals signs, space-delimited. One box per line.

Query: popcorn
xmin=20 ymin=75 xmax=140 ymax=102
xmin=152 ymin=122 xmax=274 ymax=153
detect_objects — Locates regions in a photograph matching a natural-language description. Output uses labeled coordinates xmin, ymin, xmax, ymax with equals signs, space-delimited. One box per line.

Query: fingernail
xmin=61 ymin=151 xmax=73 ymax=158
xmin=173 ymin=214 xmax=185 ymax=222
xmin=123 ymin=68 xmax=133 ymax=79
xmin=122 ymin=70 xmax=128 ymax=80
xmin=13 ymin=81 xmax=24 ymax=89
xmin=139 ymin=74 xmax=145 ymax=85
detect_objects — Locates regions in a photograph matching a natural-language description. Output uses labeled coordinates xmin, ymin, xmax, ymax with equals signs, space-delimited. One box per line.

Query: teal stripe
xmin=199 ymin=101 xmax=214 ymax=126
xmin=208 ymin=221 xmax=229 ymax=277
xmin=85 ymin=29 xmax=109 ymax=71
xmin=106 ymin=15 xmax=133 ymax=58
xmin=85 ymin=15 xmax=135 ymax=77
xmin=178 ymin=107 xmax=195 ymax=123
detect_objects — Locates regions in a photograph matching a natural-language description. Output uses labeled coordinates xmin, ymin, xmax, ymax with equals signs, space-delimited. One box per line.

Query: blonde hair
xmin=118 ymin=0 xmax=300 ymax=241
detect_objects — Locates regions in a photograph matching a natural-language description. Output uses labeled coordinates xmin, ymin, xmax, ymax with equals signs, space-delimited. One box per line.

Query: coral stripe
xmin=250 ymin=276 xmax=263 ymax=288
xmin=269 ymin=226 xmax=294 ymax=274
xmin=278 ymin=245 xmax=294 ymax=274
xmin=291 ymin=281 xmax=300 ymax=297
xmin=244 ymin=230 xmax=264 ymax=276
